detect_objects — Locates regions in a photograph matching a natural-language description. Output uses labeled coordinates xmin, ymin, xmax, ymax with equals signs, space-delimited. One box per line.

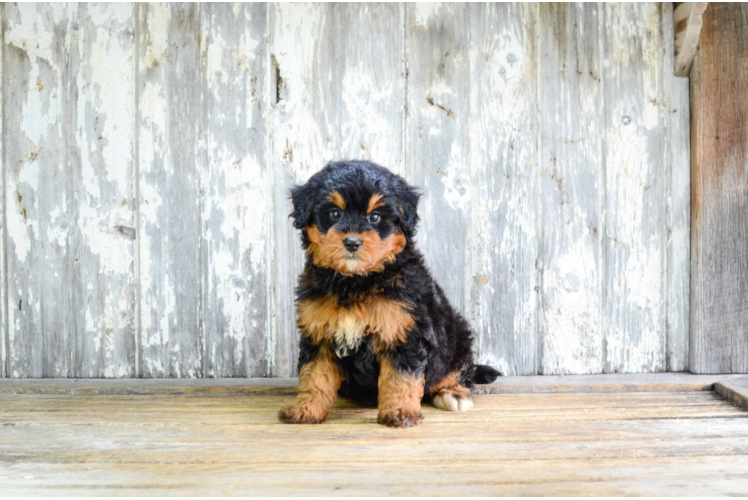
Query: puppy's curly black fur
xmin=278 ymin=160 xmax=500 ymax=427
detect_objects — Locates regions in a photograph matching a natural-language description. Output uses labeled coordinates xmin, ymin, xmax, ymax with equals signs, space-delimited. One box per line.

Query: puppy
xmin=278 ymin=160 xmax=500 ymax=427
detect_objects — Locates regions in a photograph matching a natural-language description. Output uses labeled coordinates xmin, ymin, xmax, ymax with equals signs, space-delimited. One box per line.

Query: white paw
xmin=433 ymin=391 xmax=474 ymax=412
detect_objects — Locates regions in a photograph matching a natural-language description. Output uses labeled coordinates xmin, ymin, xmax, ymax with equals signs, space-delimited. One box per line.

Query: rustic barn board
xmin=0 ymin=4 xmax=3 ymax=379
xmin=4 ymin=3 xmax=75 ymax=377
xmin=406 ymin=3 xmax=471 ymax=317
xmin=1 ymin=389 xmax=747 ymax=495
xmin=690 ymin=2 xmax=748 ymax=373
xmin=1 ymin=392 xmax=744 ymax=424
xmin=601 ymin=3 xmax=668 ymax=373
xmin=537 ymin=3 xmax=604 ymax=375
xmin=0 ymin=3 xmax=4 ymax=378
xmin=715 ymin=376 xmax=748 ymax=410
xmin=665 ymin=2 xmax=691 ymax=373
xmin=0 ymin=4 xmax=694 ymax=378
xmin=137 ymin=3 xmax=203 ymax=377
xmin=467 ymin=3 xmax=539 ymax=376
xmin=1 ymin=373 xmax=742 ymax=396
xmin=268 ymin=3 xmax=405 ymax=376
xmin=69 ymin=3 xmax=137 ymax=378
xmin=199 ymin=4 xmax=270 ymax=377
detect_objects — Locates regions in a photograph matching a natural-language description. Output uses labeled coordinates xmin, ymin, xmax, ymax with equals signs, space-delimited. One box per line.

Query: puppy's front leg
xmin=279 ymin=344 xmax=343 ymax=424
xmin=377 ymin=356 xmax=425 ymax=428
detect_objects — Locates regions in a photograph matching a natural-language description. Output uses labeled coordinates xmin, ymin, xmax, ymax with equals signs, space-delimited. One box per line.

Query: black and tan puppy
xmin=279 ymin=160 xmax=500 ymax=427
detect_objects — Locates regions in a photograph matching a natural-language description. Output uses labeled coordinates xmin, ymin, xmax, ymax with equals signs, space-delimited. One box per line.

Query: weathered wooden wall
xmin=1 ymin=3 xmax=690 ymax=378
xmin=689 ymin=3 xmax=748 ymax=374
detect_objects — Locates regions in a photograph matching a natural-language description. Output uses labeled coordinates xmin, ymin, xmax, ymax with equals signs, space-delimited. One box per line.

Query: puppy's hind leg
xmin=430 ymin=370 xmax=474 ymax=412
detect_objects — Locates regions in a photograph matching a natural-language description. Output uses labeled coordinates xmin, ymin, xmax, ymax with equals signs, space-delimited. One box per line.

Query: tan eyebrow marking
xmin=328 ymin=191 xmax=346 ymax=210
xmin=367 ymin=193 xmax=385 ymax=213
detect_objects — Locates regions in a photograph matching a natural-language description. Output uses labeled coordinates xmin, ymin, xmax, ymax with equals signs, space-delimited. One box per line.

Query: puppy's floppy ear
xmin=289 ymin=181 xmax=315 ymax=229
xmin=394 ymin=179 xmax=420 ymax=236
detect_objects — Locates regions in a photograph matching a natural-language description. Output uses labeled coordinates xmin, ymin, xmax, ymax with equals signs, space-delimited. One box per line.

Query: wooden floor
xmin=1 ymin=377 xmax=748 ymax=496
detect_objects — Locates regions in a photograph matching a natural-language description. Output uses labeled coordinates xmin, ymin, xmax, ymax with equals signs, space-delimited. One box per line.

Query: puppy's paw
xmin=377 ymin=408 xmax=424 ymax=428
xmin=278 ymin=403 xmax=327 ymax=424
xmin=432 ymin=387 xmax=474 ymax=412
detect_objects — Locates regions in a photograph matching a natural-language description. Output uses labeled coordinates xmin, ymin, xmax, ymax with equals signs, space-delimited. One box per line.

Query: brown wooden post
xmin=690 ymin=3 xmax=748 ymax=373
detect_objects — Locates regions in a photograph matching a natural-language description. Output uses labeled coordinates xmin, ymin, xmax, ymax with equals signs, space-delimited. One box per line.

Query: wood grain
xmin=69 ymin=3 xmax=137 ymax=378
xmin=0 ymin=388 xmax=746 ymax=495
xmin=0 ymin=3 xmax=4 ymax=378
xmin=0 ymin=373 xmax=741 ymax=396
xmin=601 ymin=3 xmax=668 ymax=373
xmin=715 ymin=376 xmax=748 ymax=410
xmin=406 ymin=3 xmax=471 ymax=317
xmin=0 ymin=4 xmax=693 ymax=377
xmin=537 ymin=3 xmax=603 ymax=375
xmin=666 ymin=3 xmax=691 ymax=372
xmin=468 ymin=3 xmax=539 ymax=376
xmin=137 ymin=3 xmax=203 ymax=377
xmin=690 ymin=2 xmax=748 ymax=374
xmin=4 ymin=3 xmax=74 ymax=377
xmin=268 ymin=3 xmax=405 ymax=376
xmin=199 ymin=3 xmax=269 ymax=377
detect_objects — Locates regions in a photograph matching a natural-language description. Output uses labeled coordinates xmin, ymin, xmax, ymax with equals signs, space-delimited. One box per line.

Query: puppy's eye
xmin=330 ymin=209 xmax=341 ymax=221
xmin=369 ymin=212 xmax=381 ymax=225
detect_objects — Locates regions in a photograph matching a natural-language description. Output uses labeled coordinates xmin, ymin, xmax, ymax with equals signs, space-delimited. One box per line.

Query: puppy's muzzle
xmin=343 ymin=236 xmax=362 ymax=253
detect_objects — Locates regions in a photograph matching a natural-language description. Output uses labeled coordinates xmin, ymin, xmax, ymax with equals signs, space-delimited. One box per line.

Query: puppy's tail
xmin=473 ymin=364 xmax=501 ymax=385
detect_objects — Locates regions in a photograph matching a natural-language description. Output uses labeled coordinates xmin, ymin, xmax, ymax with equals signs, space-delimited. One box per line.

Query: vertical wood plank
xmin=0 ymin=3 xmax=5 ymax=378
xmin=406 ymin=3 xmax=471 ymax=317
xmin=665 ymin=2 xmax=691 ymax=372
xmin=602 ymin=3 xmax=668 ymax=373
xmin=69 ymin=3 xmax=136 ymax=378
xmin=690 ymin=3 xmax=748 ymax=373
xmin=200 ymin=4 xmax=269 ymax=377
xmin=4 ymin=3 xmax=74 ymax=377
xmin=267 ymin=3 xmax=326 ymax=378
xmin=667 ymin=76 xmax=690 ymax=372
xmin=137 ymin=3 xmax=202 ymax=377
xmin=538 ymin=3 xmax=604 ymax=374
xmin=268 ymin=3 xmax=405 ymax=376
xmin=468 ymin=3 xmax=539 ymax=375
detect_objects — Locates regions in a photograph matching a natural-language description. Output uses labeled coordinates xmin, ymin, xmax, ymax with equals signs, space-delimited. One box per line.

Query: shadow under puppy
xmin=279 ymin=160 xmax=500 ymax=428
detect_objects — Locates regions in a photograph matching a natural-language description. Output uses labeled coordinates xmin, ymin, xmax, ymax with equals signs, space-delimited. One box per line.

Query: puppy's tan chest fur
xmin=331 ymin=310 xmax=367 ymax=356
xmin=297 ymin=295 xmax=415 ymax=354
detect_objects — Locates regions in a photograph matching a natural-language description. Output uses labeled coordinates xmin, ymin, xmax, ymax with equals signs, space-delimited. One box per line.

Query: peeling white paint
xmin=272 ymin=3 xmax=335 ymax=174
xmin=341 ymin=65 xmax=396 ymax=163
xmin=413 ymin=3 xmax=443 ymax=28
xmin=64 ymin=3 xmax=138 ymax=377
xmin=0 ymin=17 xmax=4 ymax=374
xmin=206 ymin=32 xmax=230 ymax=88
xmin=7 ymin=192 xmax=32 ymax=263
xmin=440 ymin=144 xmax=470 ymax=212
xmin=2 ymin=3 xmax=688 ymax=379
xmin=601 ymin=2 xmax=669 ymax=373
xmin=627 ymin=250 xmax=663 ymax=309
xmin=144 ymin=3 xmax=170 ymax=68
xmin=542 ymin=240 xmax=603 ymax=374
xmin=198 ymin=3 xmax=271 ymax=376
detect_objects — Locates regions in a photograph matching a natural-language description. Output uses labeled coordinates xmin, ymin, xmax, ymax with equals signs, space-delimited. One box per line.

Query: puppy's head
xmin=290 ymin=160 xmax=420 ymax=275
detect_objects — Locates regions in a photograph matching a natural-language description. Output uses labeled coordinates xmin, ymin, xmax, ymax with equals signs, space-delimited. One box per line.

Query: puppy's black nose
xmin=343 ymin=236 xmax=362 ymax=252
